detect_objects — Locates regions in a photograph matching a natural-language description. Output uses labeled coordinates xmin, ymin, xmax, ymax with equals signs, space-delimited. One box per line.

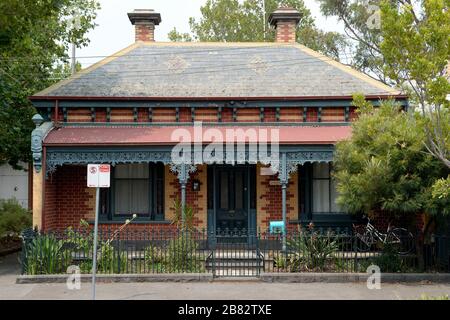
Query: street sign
xmin=86 ymin=164 xmax=111 ymax=300
xmin=87 ymin=164 xmax=110 ymax=188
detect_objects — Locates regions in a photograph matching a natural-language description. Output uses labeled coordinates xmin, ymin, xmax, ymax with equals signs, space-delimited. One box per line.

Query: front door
xmin=216 ymin=166 xmax=249 ymax=233
xmin=207 ymin=165 xmax=256 ymax=243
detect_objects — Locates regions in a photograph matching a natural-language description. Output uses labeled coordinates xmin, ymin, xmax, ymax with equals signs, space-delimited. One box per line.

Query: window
xmin=299 ymin=163 xmax=343 ymax=218
xmin=100 ymin=163 xmax=165 ymax=221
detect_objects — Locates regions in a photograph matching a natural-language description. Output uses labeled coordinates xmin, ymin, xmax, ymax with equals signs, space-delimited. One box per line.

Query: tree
xmin=317 ymin=0 xmax=389 ymax=83
xmin=380 ymin=0 xmax=450 ymax=169
xmin=333 ymin=95 xmax=449 ymax=267
xmin=168 ymin=0 xmax=349 ymax=61
xmin=0 ymin=0 xmax=99 ymax=169
xmin=317 ymin=0 xmax=450 ymax=169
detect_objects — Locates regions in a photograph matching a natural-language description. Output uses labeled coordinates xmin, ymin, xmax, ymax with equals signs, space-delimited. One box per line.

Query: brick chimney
xmin=128 ymin=9 xmax=161 ymax=42
xmin=268 ymin=7 xmax=301 ymax=43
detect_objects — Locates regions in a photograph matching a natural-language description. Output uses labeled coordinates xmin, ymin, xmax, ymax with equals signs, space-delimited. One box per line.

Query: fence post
xmin=20 ymin=228 xmax=36 ymax=275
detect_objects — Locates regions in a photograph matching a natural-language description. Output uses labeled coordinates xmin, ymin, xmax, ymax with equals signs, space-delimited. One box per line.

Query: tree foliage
xmin=0 ymin=0 xmax=99 ymax=168
xmin=317 ymin=0 xmax=388 ymax=83
xmin=380 ymin=0 xmax=450 ymax=169
xmin=317 ymin=0 xmax=450 ymax=168
xmin=168 ymin=0 xmax=348 ymax=60
xmin=333 ymin=95 xmax=449 ymax=217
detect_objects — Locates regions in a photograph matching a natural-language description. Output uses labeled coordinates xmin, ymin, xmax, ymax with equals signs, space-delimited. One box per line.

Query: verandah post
xmin=280 ymin=153 xmax=288 ymax=252
xmin=180 ymin=163 xmax=187 ymax=229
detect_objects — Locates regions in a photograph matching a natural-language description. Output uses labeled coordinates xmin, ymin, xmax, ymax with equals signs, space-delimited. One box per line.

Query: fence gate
xmin=207 ymin=231 xmax=264 ymax=277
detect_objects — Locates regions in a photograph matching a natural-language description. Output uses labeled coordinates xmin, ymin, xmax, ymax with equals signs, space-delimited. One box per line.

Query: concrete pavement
xmin=1 ymin=253 xmax=450 ymax=300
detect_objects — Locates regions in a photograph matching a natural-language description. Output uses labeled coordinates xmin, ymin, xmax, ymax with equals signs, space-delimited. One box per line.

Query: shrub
xmin=164 ymin=233 xmax=203 ymax=273
xmin=274 ymin=254 xmax=289 ymax=271
xmin=287 ymin=230 xmax=339 ymax=271
xmin=24 ymin=234 xmax=71 ymax=275
xmin=0 ymin=198 xmax=31 ymax=239
xmin=144 ymin=245 xmax=166 ymax=272
xmin=372 ymin=243 xmax=408 ymax=273
xmin=97 ymin=242 xmax=127 ymax=274
xmin=65 ymin=219 xmax=93 ymax=257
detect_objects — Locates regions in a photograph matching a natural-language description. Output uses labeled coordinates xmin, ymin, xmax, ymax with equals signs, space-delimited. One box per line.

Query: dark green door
xmin=216 ymin=166 xmax=249 ymax=233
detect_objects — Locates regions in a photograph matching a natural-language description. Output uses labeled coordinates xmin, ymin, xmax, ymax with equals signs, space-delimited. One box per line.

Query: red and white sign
xmin=87 ymin=164 xmax=111 ymax=188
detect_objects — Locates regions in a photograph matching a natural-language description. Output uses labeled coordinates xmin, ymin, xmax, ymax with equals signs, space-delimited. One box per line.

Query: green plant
xmin=0 ymin=198 xmax=31 ymax=239
xmin=372 ymin=243 xmax=408 ymax=273
xmin=164 ymin=234 xmax=203 ymax=273
xmin=144 ymin=245 xmax=166 ymax=272
xmin=419 ymin=294 xmax=449 ymax=300
xmin=274 ymin=254 xmax=289 ymax=271
xmin=172 ymin=199 xmax=195 ymax=231
xmin=97 ymin=242 xmax=127 ymax=274
xmin=24 ymin=234 xmax=71 ymax=275
xmin=287 ymin=229 xmax=339 ymax=271
xmin=65 ymin=219 xmax=93 ymax=256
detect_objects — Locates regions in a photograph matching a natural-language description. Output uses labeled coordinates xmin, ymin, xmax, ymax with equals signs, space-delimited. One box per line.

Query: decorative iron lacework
xmin=169 ymin=163 xmax=198 ymax=183
xmin=46 ymin=150 xmax=173 ymax=176
xmin=45 ymin=148 xmax=334 ymax=178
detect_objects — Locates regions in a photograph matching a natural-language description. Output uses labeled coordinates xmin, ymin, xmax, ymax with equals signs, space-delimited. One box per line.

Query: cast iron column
xmin=280 ymin=152 xmax=288 ymax=251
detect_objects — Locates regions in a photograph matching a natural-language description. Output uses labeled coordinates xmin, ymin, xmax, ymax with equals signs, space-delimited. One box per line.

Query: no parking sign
xmin=87 ymin=164 xmax=110 ymax=188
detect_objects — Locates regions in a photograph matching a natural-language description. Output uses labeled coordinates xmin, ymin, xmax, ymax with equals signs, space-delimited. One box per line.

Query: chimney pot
xmin=128 ymin=9 xmax=161 ymax=42
xmin=268 ymin=7 xmax=301 ymax=43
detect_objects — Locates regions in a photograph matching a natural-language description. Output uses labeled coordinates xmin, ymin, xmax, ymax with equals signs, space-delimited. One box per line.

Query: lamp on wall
xmin=192 ymin=179 xmax=200 ymax=192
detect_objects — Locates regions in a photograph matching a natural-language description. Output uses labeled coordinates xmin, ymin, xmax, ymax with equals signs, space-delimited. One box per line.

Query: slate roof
xmin=33 ymin=42 xmax=400 ymax=99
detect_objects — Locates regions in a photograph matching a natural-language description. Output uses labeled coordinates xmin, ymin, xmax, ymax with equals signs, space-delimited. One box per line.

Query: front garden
xmin=20 ymin=220 xmax=450 ymax=276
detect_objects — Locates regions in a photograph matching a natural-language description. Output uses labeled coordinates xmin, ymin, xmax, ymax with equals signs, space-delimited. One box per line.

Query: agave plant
xmin=287 ymin=229 xmax=338 ymax=271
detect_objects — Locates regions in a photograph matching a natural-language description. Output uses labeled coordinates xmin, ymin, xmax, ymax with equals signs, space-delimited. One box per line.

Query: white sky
xmin=77 ymin=0 xmax=344 ymax=67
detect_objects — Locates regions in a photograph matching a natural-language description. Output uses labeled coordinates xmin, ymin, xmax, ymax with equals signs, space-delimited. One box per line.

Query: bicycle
xmin=353 ymin=217 xmax=414 ymax=255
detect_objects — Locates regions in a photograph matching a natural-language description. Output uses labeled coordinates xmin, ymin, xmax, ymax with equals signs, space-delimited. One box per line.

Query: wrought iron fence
xmin=20 ymin=227 xmax=450 ymax=277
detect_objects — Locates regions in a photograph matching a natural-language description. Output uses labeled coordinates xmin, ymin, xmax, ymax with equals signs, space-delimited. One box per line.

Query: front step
xmin=206 ymin=250 xmax=264 ymax=277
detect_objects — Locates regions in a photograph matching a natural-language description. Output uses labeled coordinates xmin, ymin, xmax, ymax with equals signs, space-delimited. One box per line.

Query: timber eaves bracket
xmin=31 ymin=122 xmax=54 ymax=173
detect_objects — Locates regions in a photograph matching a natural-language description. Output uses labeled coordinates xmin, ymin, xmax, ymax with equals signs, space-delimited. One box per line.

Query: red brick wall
xmin=166 ymin=165 xmax=207 ymax=229
xmin=257 ymin=164 xmax=298 ymax=231
xmin=368 ymin=210 xmax=424 ymax=235
xmin=44 ymin=165 xmax=94 ymax=231
xmin=43 ymin=165 xmax=207 ymax=231
xmin=135 ymin=23 xmax=155 ymax=42
xmin=64 ymin=107 xmax=352 ymax=123
xmin=275 ymin=20 xmax=297 ymax=43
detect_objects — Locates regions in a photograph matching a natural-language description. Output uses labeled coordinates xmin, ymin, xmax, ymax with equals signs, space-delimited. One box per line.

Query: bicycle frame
xmin=366 ymin=222 xmax=388 ymax=243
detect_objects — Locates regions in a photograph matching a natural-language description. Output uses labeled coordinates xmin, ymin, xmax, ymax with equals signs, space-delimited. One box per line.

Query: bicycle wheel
xmin=387 ymin=228 xmax=414 ymax=255
xmin=355 ymin=231 xmax=373 ymax=252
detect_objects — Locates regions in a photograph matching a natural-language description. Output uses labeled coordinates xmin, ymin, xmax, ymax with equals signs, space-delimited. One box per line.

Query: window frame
xmin=99 ymin=162 xmax=165 ymax=222
xmin=298 ymin=162 xmax=344 ymax=221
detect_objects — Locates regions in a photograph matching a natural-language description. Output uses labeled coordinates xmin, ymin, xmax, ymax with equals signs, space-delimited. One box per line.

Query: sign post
xmin=87 ymin=164 xmax=110 ymax=300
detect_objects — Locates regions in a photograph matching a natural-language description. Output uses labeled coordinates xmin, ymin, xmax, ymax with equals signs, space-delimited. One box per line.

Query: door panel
xmin=216 ymin=167 xmax=248 ymax=232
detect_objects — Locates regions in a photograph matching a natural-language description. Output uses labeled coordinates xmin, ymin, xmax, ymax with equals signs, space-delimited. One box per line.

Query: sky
xmin=77 ymin=0 xmax=344 ymax=68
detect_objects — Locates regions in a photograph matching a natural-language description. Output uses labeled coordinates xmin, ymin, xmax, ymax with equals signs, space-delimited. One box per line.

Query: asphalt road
xmin=1 ymin=253 xmax=449 ymax=300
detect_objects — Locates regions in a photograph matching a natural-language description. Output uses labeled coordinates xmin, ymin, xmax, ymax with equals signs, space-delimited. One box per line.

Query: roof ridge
xmin=33 ymin=42 xmax=142 ymax=97
xmin=141 ymin=41 xmax=293 ymax=47
xmin=292 ymin=43 xmax=400 ymax=95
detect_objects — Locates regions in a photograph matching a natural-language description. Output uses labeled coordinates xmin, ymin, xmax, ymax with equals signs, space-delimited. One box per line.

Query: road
xmin=1 ymin=253 xmax=449 ymax=300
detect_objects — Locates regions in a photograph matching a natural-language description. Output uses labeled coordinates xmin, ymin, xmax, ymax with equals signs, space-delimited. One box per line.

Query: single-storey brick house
xmin=30 ymin=8 xmax=407 ymax=237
